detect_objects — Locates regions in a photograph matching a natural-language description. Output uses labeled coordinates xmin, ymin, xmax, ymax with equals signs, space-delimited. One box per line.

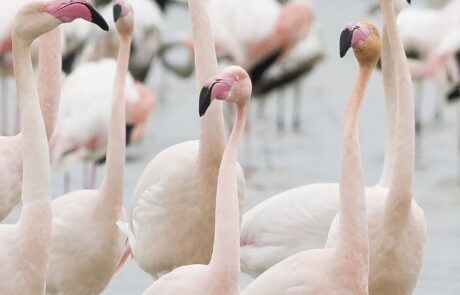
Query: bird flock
xmin=1 ymin=0 xmax=459 ymax=294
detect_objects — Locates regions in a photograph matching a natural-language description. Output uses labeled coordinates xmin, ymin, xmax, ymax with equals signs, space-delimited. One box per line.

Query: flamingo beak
xmin=407 ymin=0 xmax=411 ymax=3
xmin=199 ymin=84 xmax=213 ymax=117
xmin=199 ymin=74 xmax=234 ymax=117
xmin=340 ymin=27 xmax=354 ymax=58
xmin=44 ymin=0 xmax=109 ymax=31
xmin=83 ymin=2 xmax=109 ymax=31
xmin=113 ymin=4 xmax=123 ymax=22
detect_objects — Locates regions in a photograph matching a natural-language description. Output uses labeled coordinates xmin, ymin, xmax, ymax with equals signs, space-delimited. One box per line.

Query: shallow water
xmin=2 ymin=0 xmax=460 ymax=294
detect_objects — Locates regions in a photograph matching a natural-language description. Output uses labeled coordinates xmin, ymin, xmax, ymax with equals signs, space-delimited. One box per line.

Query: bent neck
xmin=100 ymin=34 xmax=132 ymax=213
xmin=188 ymin=0 xmax=226 ymax=164
xmin=210 ymin=102 xmax=246 ymax=291
xmin=336 ymin=64 xmax=372 ymax=267
xmin=13 ymin=36 xmax=51 ymax=204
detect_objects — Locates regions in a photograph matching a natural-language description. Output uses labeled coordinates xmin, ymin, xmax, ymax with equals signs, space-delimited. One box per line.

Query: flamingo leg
xmin=1 ymin=77 xmax=8 ymax=135
xmin=277 ymin=87 xmax=285 ymax=131
xmin=14 ymin=98 xmax=20 ymax=135
xmin=256 ymin=95 xmax=267 ymax=119
xmin=457 ymin=104 xmax=460 ymax=184
xmin=64 ymin=172 xmax=71 ymax=194
xmin=91 ymin=162 xmax=97 ymax=189
xmin=82 ymin=162 xmax=87 ymax=189
xmin=292 ymin=80 xmax=303 ymax=131
xmin=414 ymin=80 xmax=423 ymax=135
xmin=434 ymin=82 xmax=444 ymax=122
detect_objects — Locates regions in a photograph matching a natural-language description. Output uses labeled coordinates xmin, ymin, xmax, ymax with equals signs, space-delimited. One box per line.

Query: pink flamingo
xmin=116 ymin=0 xmax=245 ymax=278
xmin=50 ymin=57 xmax=156 ymax=191
xmin=0 ymin=0 xmax=108 ymax=293
xmin=241 ymin=1 xmax=426 ymax=293
xmin=327 ymin=2 xmax=427 ymax=294
xmin=241 ymin=21 xmax=380 ymax=295
xmin=45 ymin=1 xmax=132 ymax=294
xmin=0 ymin=0 xmax=79 ymax=221
xmin=144 ymin=65 xmax=251 ymax=295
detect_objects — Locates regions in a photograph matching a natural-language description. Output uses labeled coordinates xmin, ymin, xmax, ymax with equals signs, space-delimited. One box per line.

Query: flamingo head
xmin=340 ymin=22 xmax=381 ymax=65
xmin=199 ymin=66 xmax=252 ymax=117
xmin=13 ymin=0 xmax=108 ymax=43
xmin=113 ymin=0 xmax=134 ymax=37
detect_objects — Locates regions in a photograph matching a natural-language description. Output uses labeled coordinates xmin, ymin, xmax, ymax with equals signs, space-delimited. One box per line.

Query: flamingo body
xmin=326 ymin=196 xmax=426 ymax=295
xmin=46 ymin=190 xmax=125 ymax=295
xmin=126 ymin=140 xmax=245 ymax=276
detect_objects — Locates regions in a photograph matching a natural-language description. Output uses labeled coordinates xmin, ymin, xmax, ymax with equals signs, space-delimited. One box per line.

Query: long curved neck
xmin=380 ymin=0 xmax=415 ymax=223
xmin=100 ymin=33 xmax=131 ymax=212
xmin=37 ymin=27 xmax=61 ymax=140
xmin=336 ymin=63 xmax=371 ymax=264
xmin=209 ymin=102 xmax=246 ymax=291
xmin=12 ymin=36 xmax=50 ymax=204
xmin=377 ymin=26 xmax=397 ymax=187
xmin=188 ymin=0 xmax=226 ymax=164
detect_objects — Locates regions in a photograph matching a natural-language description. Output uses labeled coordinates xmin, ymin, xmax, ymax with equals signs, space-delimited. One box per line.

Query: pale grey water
xmin=2 ymin=0 xmax=460 ymax=294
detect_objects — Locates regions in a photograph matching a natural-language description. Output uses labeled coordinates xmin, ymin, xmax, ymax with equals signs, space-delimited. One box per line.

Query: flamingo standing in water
xmin=241 ymin=0 xmax=426 ymax=293
xmin=241 ymin=21 xmax=380 ymax=295
xmin=208 ymin=0 xmax=320 ymax=130
xmin=45 ymin=1 xmax=133 ymax=294
xmin=50 ymin=57 xmax=155 ymax=190
xmin=143 ymin=65 xmax=251 ymax=295
xmin=0 ymin=0 xmax=108 ymax=293
xmin=116 ymin=0 xmax=245 ymax=278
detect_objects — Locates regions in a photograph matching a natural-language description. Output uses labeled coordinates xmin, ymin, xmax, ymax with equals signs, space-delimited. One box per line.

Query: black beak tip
xmin=199 ymin=86 xmax=212 ymax=117
xmin=113 ymin=4 xmax=122 ymax=23
xmin=407 ymin=0 xmax=412 ymax=4
xmin=339 ymin=28 xmax=353 ymax=58
xmin=85 ymin=3 xmax=109 ymax=31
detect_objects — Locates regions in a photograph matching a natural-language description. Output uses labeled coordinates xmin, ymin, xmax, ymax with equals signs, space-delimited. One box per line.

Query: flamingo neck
xmin=380 ymin=0 xmax=415 ymax=224
xmin=335 ymin=64 xmax=371 ymax=270
xmin=12 ymin=36 xmax=51 ymax=205
xmin=37 ymin=27 xmax=61 ymax=140
xmin=100 ymin=34 xmax=131 ymax=213
xmin=188 ymin=0 xmax=226 ymax=164
xmin=377 ymin=27 xmax=397 ymax=188
xmin=209 ymin=101 xmax=246 ymax=293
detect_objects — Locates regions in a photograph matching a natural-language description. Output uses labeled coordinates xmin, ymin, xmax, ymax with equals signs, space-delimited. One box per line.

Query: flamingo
xmin=241 ymin=1 xmax=426 ymax=293
xmin=206 ymin=0 xmax=322 ymax=131
xmin=78 ymin=0 xmax=165 ymax=82
xmin=395 ymin=0 xmax=460 ymax=130
xmin=143 ymin=65 xmax=251 ymax=295
xmin=116 ymin=0 xmax=245 ymax=278
xmin=0 ymin=0 xmax=94 ymax=221
xmin=45 ymin=1 xmax=132 ymax=294
xmin=326 ymin=3 xmax=427 ymax=293
xmin=0 ymin=0 xmax=108 ymax=293
xmin=50 ymin=57 xmax=155 ymax=190
xmin=241 ymin=21 xmax=380 ymax=295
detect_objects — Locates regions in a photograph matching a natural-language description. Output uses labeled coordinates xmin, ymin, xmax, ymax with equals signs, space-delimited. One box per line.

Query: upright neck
xmin=188 ymin=0 xmax=226 ymax=164
xmin=336 ymin=64 xmax=371 ymax=265
xmin=37 ymin=27 xmax=61 ymax=140
xmin=380 ymin=0 xmax=415 ymax=221
xmin=209 ymin=102 xmax=246 ymax=292
xmin=12 ymin=37 xmax=50 ymax=204
xmin=377 ymin=26 xmax=397 ymax=187
xmin=100 ymin=34 xmax=131 ymax=212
